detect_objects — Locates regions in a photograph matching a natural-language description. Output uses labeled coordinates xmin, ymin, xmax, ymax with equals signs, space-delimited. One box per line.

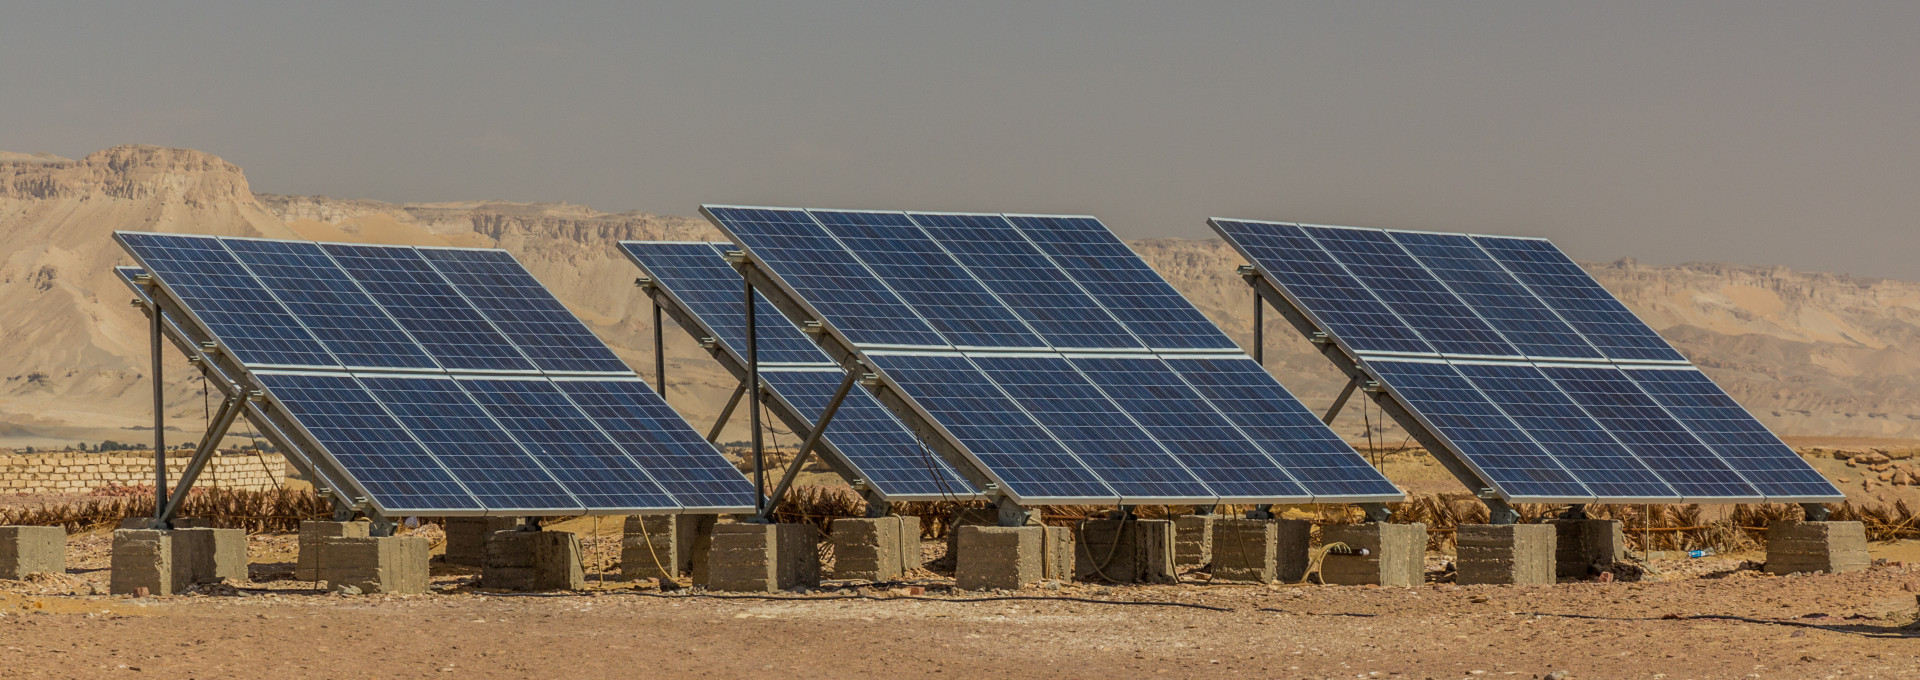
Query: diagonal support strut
xmin=1322 ymin=376 xmax=1362 ymax=425
xmin=757 ymin=366 xmax=861 ymax=522
xmin=706 ymin=381 xmax=748 ymax=443
xmin=156 ymin=391 xmax=249 ymax=527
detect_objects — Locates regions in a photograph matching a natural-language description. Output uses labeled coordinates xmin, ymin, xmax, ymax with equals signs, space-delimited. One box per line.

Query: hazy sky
xmin=5 ymin=2 xmax=1918 ymax=278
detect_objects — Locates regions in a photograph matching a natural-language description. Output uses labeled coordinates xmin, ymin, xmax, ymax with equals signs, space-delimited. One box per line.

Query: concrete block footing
xmin=954 ymin=525 xmax=1072 ymax=591
xmin=484 ymin=530 xmax=585 ymax=591
xmin=318 ymin=535 xmax=430 ymax=594
xmin=443 ymin=517 xmax=521 ymax=567
xmin=704 ymin=523 xmax=821 ymax=592
xmin=1456 ymin=524 xmax=1556 ymax=585
xmin=622 ymin=514 xmax=716 ymax=582
xmin=1765 ymin=520 xmax=1869 ymax=575
xmin=1550 ymin=519 xmax=1627 ymax=578
xmin=112 ymin=530 xmax=172 ymax=595
xmin=942 ymin=506 xmax=1002 ymax=560
xmin=1320 ymin=522 xmax=1427 ymax=587
xmin=1211 ymin=518 xmax=1311 ymax=584
xmin=829 ymin=515 xmax=922 ymax=581
xmin=0 ymin=526 xmax=66 ymax=580
xmin=1173 ymin=515 xmax=1214 ymax=568
xmin=297 ymin=521 xmax=371 ymax=582
xmin=171 ymin=528 xmax=248 ymax=589
xmin=1075 ymin=519 xmax=1176 ymax=584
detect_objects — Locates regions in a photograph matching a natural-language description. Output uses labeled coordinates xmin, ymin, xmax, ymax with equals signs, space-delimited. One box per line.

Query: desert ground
xmin=0 ymin=515 xmax=1914 ymax=680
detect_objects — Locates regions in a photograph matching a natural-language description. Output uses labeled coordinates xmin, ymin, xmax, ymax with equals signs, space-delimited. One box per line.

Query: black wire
xmin=1512 ymin=611 xmax=1917 ymax=639
xmin=480 ymin=589 xmax=1237 ymax=612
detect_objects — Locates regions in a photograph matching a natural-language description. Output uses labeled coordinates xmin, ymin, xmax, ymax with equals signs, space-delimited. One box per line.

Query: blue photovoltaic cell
xmin=810 ymin=210 xmax=1042 ymax=349
xmin=1008 ymin=215 xmax=1239 ymax=351
xmin=1624 ymin=368 xmax=1839 ymax=500
xmin=221 ymin=239 xmax=438 ymax=370
xmin=556 ymin=379 xmax=758 ymax=510
xmin=969 ymin=355 xmax=1214 ymax=499
xmin=253 ymin=372 xmax=480 ymax=512
xmin=118 ymin=233 xmax=337 ymax=367
xmin=421 ymin=249 xmax=630 ymax=373
xmin=1450 ymin=363 xmax=1674 ymax=499
xmin=705 ymin=207 xmax=946 ymax=347
xmin=1068 ymin=356 xmax=1311 ymax=499
xmin=907 ymin=213 xmax=1141 ymax=350
xmin=1165 ymin=356 xmax=1401 ymax=499
xmin=1472 ymin=237 xmax=1686 ymax=362
xmin=1366 ymin=360 xmax=1591 ymax=499
xmin=1537 ymin=365 xmax=1756 ymax=499
xmin=458 ymin=378 xmax=678 ymax=510
xmin=620 ymin=242 xmax=835 ymax=365
xmin=358 ymin=375 xmax=579 ymax=511
xmin=761 ymin=370 xmax=979 ymax=498
xmin=1388 ymin=232 xmax=1604 ymax=360
xmin=1297 ymin=226 xmax=1517 ymax=357
xmin=1209 ymin=221 xmax=1432 ymax=355
xmin=866 ymin=353 xmax=1114 ymax=501
xmin=323 ymin=244 xmax=535 ymax=372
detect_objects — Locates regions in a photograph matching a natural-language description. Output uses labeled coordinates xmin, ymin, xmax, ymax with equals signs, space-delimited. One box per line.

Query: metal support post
xmin=1252 ymin=291 xmax=1263 ymax=365
xmin=706 ymin=382 xmax=748 ymax=443
xmin=1800 ymin=502 xmax=1830 ymax=522
xmin=746 ymin=279 xmax=765 ymax=519
xmin=996 ymin=498 xmax=1033 ymax=527
xmin=155 ymin=392 xmax=248 ymax=527
xmin=653 ymin=300 xmax=666 ymax=396
xmin=1359 ymin=502 xmax=1393 ymax=523
xmin=1193 ymin=505 xmax=1215 ymax=516
xmin=861 ymin=489 xmax=891 ymax=518
xmin=149 ymin=293 xmax=168 ymax=517
xmin=1246 ymin=504 xmax=1273 ymax=520
xmin=757 ymin=366 xmax=860 ymax=522
xmin=1322 ymin=376 xmax=1361 ymax=425
xmin=1559 ymin=504 xmax=1589 ymax=520
xmin=1484 ymin=497 xmax=1519 ymax=525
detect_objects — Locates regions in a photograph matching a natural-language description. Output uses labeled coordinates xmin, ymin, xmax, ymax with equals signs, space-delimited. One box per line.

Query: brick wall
xmin=0 ymin=451 xmax=287 ymax=494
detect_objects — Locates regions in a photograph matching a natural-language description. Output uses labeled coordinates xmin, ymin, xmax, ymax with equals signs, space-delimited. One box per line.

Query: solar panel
xmin=1623 ymin=367 xmax=1838 ymax=500
xmin=1164 ymin=356 xmax=1403 ymax=499
xmin=117 ymin=233 xmax=339 ymax=368
xmin=457 ymin=377 xmax=678 ymax=510
xmin=1214 ymin=218 xmax=1841 ymax=504
xmin=1366 ymin=359 xmax=1592 ymax=501
xmin=221 ymin=238 xmax=440 ymax=370
xmin=865 ymin=352 xmax=1115 ymax=502
xmin=1007 ymin=215 xmax=1240 ymax=351
xmin=906 ymin=213 xmax=1142 ymax=350
xmin=119 ymin=233 xmax=761 ymax=516
xmin=1387 ymin=232 xmax=1604 ymax=360
xmin=1295 ymin=226 xmax=1517 ymax=357
xmin=810 ymin=210 xmax=1044 ymax=349
xmin=759 ymin=369 xmax=978 ymax=498
xmin=1471 ymin=236 xmax=1687 ymax=362
xmin=1210 ymin=220 xmax=1432 ymax=355
xmin=419 ymin=248 xmax=631 ymax=373
xmin=322 ymin=243 xmax=536 ymax=372
xmin=968 ymin=355 xmax=1215 ymax=500
xmin=254 ymin=372 xmax=482 ymax=513
xmin=703 ymin=206 xmax=947 ymax=348
xmin=619 ymin=242 xmax=826 ymax=364
xmin=357 ymin=374 xmax=582 ymax=512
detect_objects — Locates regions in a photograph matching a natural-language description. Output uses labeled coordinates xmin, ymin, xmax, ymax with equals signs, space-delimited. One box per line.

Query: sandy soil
xmin=3 ymin=528 xmax=1917 ymax=680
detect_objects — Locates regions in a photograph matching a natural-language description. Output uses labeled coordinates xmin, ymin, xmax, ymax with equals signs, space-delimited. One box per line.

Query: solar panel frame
xmin=1007 ymin=214 xmax=1242 ymax=352
xmin=356 ymin=373 xmax=586 ymax=513
xmin=1622 ymin=365 xmax=1842 ymax=502
xmin=1447 ymin=360 xmax=1679 ymax=502
xmin=549 ymin=377 xmax=759 ymax=513
xmin=1209 ymin=219 xmax=1436 ymax=356
xmin=1470 ymin=235 xmax=1689 ymax=363
xmin=321 ymin=243 xmax=538 ymax=373
xmin=905 ymin=212 xmax=1145 ymax=352
xmin=810 ymin=210 xmax=1047 ymax=351
xmin=1534 ymin=363 xmax=1760 ymax=502
xmin=252 ymin=371 xmax=486 ymax=514
xmin=115 ymin=232 xmax=342 ymax=369
xmin=219 ymin=237 xmax=443 ymax=371
xmin=1364 ymin=358 xmax=1596 ymax=502
xmin=454 ymin=375 xmax=681 ymax=512
xmin=418 ymin=247 xmax=633 ymax=374
xmin=1295 ymin=225 xmax=1520 ymax=358
xmin=1386 ymin=231 xmax=1607 ymax=361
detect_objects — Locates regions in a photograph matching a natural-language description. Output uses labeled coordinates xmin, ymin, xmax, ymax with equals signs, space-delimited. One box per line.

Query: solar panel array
xmin=619 ymin=241 xmax=980 ymax=501
xmin=116 ymin=233 xmax=756 ymax=516
xmin=1211 ymin=219 xmax=1841 ymax=503
xmin=703 ymin=206 xmax=1401 ymax=506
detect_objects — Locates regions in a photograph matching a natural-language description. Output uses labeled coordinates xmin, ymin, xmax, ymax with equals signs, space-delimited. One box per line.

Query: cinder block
xmin=317 ymin=535 xmax=429 ymax=594
xmin=111 ymin=529 xmax=173 ymax=595
xmin=1211 ymin=518 xmax=1312 ymax=584
xmin=829 ymin=515 xmax=922 ymax=581
xmin=297 ymin=521 xmax=371 ymax=581
xmin=621 ymin=515 xmax=716 ymax=582
xmin=1075 ymin=519 xmax=1175 ymax=584
xmin=0 ymin=526 xmax=65 ymax=580
xmin=1320 ymin=522 xmax=1427 ymax=587
xmin=1456 ymin=524 xmax=1556 ymax=585
xmin=955 ymin=525 xmax=1072 ymax=590
xmin=443 ymin=517 xmax=521 ymax=567
xmin=484 ymin=530 xmax=585 ymax=591
xmin=703 ymin=523 xmax=821 ymax=592
xmin=1765 ymin=520 xmax=1869 ymax=575
xmin=171 ymin=528 xmax=248 ymax=589
xmin=1549 ymin=519 xmax=1627 ymax=578
xmin=942 ymin=506 xmax=1001 ymax=559
xmin=1173 ymin=515 xmax=1214 ymax=568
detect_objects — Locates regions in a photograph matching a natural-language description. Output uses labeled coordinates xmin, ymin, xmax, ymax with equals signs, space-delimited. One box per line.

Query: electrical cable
xmin=481 ymin=589 xmax=1237 ymax=613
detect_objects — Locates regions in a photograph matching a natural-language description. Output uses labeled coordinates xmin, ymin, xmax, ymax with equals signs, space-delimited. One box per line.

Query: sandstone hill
xmin=2 ymin=145 xmax=1916 ymax=449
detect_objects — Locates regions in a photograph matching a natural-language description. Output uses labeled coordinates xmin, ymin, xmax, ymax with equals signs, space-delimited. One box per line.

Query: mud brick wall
xmin=0 ymin=451 xmax=286 ymax=494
